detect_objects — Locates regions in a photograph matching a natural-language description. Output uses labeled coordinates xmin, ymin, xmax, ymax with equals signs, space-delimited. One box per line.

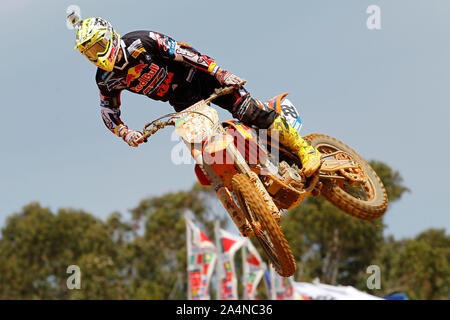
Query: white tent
xmin=293 ymin=281 xmax=383 ymax=300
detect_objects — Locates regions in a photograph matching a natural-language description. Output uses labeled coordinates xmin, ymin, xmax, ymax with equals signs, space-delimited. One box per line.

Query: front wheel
xmin=305 ymin=134 xmax=388 ymax=221
xmin=231 ymin=174 xmax=296 ymax=277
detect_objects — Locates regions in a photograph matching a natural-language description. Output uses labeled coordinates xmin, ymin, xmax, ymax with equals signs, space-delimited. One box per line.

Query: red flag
xmin=247 ymin=252 xmax=261 ymax=266
xmin=222 ymin=237 xmax=237 ymax=252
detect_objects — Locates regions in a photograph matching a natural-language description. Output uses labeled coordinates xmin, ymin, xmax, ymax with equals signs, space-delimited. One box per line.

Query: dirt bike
xmin=140 ymin=82 xmax=388 ymax=277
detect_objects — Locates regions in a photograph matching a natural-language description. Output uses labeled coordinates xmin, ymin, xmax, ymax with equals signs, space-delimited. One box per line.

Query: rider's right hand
xmin=122 ymin=129 xmax=144 ymax=147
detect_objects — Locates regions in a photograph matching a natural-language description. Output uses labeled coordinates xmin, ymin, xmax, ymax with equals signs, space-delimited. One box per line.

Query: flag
xmin=242 ymin=239 xmax=266 ymax=300
xmin=186 ymin=216 xmax=217 ymax=300
xmin=269 ymin=264 xmax=295 ymax=300
xmin=215 ymin=224 xmax=246 ymax=300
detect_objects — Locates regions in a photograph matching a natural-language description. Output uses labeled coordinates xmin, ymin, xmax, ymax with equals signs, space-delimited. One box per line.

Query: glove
xmin=122 ymin=129 xmax=144 ymax=147
xmin=215 ymin=68 xmax=243 ymax=88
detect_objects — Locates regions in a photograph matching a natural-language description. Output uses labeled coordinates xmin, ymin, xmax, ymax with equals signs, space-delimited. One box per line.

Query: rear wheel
xmin=231 ymin=174 xmax=296 ymax=277
xmin=305 ymin=134 xmax=388 ymax=220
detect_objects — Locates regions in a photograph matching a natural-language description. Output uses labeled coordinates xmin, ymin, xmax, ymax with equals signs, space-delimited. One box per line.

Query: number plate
xmin=280 ymin=98 xmax=302 ymax=134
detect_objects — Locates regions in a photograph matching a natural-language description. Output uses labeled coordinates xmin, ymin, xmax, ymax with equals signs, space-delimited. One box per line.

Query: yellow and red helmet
xmin=74 ymin=17 xmax=120 ymax=72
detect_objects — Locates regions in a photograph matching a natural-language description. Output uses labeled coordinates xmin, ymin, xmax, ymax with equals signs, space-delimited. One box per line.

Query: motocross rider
xmin=70 ymin=16 xmax=321 ymax=177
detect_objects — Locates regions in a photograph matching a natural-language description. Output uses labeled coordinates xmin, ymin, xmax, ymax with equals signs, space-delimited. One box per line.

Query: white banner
xmin=242 ymin=239 xmax=266 ymax=300
xmin=215 ymin=224 xmax=246 ymax=300
xmin=186 ymin=216 xmax=217 ymax=300
xmin=269 ymin=264 xmax=295 ymax=300
xmin=292 ymin=281 xmax=384 ymax=300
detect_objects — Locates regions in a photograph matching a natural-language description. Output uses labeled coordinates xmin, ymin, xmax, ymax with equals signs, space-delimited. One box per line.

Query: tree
xmin=2 ymin=160 xmax=447 ymax=300
xmin=368 ymin=160 xmax=409 ymax=202
xmin=0 ymin=185 xmax=225 ymax=300
xmin=124 ymin=183 xmax=225 ymax=299
xmin=0 ymin=202 xmax=129 ymax=299
xmin=281 ymin=160 xmax=409 ymax=287
xmin=372 ymin=229 xmax=450 ymax=299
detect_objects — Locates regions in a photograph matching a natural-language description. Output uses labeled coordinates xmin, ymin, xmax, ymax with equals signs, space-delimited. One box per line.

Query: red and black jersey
xmin=97 ymin=30 xmax=220 ymax=135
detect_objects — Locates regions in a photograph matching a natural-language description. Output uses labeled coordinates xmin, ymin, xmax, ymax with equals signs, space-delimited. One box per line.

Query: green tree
xmin=124 ymin=183 xmax=225 ymax=299
xmin=373 ymin=229 xmax=450 ymax=299
xmin=281 ymin=160 xmax=409 ymax=286
xmin=0 ymin=184 xmax=224 ymax=300
xmin=0 ymin=202 xmax=130 ymax=299
xmin=368 ymin=160 xmax=410 ymax=202
xmin=3 ymin=160 xmax=447 ymax=300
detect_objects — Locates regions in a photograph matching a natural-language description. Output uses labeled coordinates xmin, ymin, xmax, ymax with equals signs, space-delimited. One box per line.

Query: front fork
xmin=216 ymin=186 xmax=254 ymax=237
xmin=223 ymin=141 xmax=282 ymax=223
xmin=195 ymin=160 xmax=255 ymax=237
xmin=195 ymin=131 xmax=282 ymax=238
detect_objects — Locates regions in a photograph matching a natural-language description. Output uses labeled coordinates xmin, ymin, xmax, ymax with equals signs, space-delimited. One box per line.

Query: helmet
xmin=74 ymin=17 xmax=120 ymax=72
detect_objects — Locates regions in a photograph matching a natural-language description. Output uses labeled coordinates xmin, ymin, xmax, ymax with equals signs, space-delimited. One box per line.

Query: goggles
xmin=82 ymin=37 xmax=110 ymax=61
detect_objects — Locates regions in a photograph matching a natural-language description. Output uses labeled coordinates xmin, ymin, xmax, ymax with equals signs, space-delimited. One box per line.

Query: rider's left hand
xmin=215 ymin=68 xmax=243 ymax=88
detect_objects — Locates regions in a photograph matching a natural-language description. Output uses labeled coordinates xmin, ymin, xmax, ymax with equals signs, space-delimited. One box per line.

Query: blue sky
xmin=0 ymin=0 xmax=448 ymax=239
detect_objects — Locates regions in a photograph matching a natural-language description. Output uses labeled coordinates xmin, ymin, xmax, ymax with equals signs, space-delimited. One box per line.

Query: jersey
xmin=96 ymin=30 xmax=220 ymax=136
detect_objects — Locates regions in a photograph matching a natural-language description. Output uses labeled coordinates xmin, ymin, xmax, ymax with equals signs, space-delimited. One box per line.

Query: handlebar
xmin=140 ymin=80 xmax=246 ymax=143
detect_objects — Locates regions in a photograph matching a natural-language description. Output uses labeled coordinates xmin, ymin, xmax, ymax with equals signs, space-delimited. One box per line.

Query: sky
xmin=0 ymin=0 xmax=449 ymax=240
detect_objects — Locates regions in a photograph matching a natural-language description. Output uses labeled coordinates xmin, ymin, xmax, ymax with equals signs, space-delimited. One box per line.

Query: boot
xmin=268 ymin=116 xmax=321 ymax=177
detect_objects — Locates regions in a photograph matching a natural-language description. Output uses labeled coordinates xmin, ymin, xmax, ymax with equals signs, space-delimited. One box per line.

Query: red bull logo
xmin=131 ymin=63 xmax=160 ymax=94
xmin=126 ymin=63 xmax=147 ymax=86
